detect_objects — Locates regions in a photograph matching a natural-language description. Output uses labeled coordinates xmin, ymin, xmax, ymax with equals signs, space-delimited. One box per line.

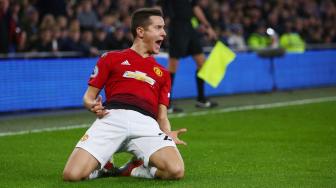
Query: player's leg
xmin=118 ymin=111 xmax=183 ymax=179
xmin=119 ymin=145 xmax=184 ymax=180
xmin=87 ymin=158 xmax=119 ymax=179
xmin=63 ymin=148 xmax=99 ymax=181
xmin=63 ymin=109 xmax=128 ymax=181
xmin=117 ymin=146 xmax=184 ymax=180
xmin=149 ymin=146 xmax=184 ymax=179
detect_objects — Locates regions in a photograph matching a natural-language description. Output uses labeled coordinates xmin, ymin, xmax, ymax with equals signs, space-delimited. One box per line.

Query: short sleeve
xmin=158 ymin=70 xmax=171 ymax=107
xmin=88 ymin=54 xmax=110 ymax=89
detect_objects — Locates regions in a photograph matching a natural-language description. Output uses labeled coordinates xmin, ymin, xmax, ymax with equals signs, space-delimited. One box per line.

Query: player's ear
xmin=136 ymin=26 xmax=145 ymax=39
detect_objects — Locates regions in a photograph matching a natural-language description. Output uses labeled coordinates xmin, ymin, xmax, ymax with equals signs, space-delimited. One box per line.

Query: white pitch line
xmin=170 ymin=96 xmax=336 ymax=118
xmin=0 ymin=124 xmax=89 ymax=137
xmin=1 ymin=96 xmax=336 ymax=137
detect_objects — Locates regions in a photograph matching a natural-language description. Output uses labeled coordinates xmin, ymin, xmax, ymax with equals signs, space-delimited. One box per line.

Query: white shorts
xmin=76 ymin=109 xmax=176 ymax=168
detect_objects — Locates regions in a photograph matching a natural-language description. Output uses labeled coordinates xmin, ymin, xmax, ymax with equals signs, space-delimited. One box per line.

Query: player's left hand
xmin=90 ymin=95 xmax=109 ymax=118
xmin=167 ymin=128 xmax=187 ymax=145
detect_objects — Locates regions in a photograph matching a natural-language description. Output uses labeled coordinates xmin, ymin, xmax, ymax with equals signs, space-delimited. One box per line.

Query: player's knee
xmin=167 ymin=164 xmax=184 ymax=180
xmin=62 ymin=168 xmax=83 ymax=181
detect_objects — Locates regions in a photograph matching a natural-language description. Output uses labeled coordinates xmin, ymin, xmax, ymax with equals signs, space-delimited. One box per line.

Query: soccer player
xmin=63 ymin=8 xmax=186 ymax=181
xmin=158 ymin=0 xmax=218 ymax=113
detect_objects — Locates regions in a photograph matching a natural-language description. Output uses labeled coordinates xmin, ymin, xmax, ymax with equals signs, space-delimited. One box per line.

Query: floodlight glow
xmin=266 ymin=28 xmax=275 ymax=35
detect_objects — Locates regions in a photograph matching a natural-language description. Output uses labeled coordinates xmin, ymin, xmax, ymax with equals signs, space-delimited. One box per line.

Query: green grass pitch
xmin=0 ymin=101 xmax=335 ymax=187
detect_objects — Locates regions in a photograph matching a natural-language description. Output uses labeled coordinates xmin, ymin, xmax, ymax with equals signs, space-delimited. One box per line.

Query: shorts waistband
xmin=104 ymin=101 xmax=155 ymax=120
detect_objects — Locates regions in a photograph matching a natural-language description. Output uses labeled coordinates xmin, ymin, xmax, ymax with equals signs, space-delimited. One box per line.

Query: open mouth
xmin=155 ymin=40 xmax=163 ymax=47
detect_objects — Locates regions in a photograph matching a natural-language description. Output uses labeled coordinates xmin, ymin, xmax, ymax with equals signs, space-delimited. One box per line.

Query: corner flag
xmin=197 ymin=41 xmax=236 ymax=88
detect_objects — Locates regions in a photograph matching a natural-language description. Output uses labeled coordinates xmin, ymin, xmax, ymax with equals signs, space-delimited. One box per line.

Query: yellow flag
xmin=197 ymin=41 xmax=236 ymax=88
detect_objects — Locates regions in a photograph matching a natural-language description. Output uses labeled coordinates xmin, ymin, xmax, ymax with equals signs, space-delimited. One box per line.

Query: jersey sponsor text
xmin=123 ymin=71 xmax=156 ymax=85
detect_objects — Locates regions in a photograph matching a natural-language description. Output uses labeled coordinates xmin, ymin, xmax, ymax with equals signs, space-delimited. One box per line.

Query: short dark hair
xmin=131 ymin=8 xmax=163 ymax=38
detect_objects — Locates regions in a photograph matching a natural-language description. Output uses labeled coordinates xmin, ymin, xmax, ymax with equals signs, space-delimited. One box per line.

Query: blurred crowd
xmin=1 ymin=0 xmax=336 ymax=56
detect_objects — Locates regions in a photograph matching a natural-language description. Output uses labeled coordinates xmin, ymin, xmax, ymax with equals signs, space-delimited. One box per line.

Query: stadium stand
xmin=1 ymin=0 xmax=336 ymax=56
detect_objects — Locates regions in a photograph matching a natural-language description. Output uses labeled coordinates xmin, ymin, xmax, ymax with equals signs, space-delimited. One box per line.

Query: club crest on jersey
xmin=153 ymin=66 xmax=163 ymax=77
xmin=123 ymin=71 xmax=155 ymax=85
xmin=90 ymin=66 xmax=98 ymax=78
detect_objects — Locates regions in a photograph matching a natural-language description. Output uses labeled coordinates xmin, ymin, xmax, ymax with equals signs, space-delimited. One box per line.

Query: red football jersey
xmin=88 ymin=48 xmax=171 ymax=118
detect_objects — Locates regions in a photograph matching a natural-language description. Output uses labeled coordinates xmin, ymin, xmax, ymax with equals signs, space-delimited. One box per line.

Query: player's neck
xmin=130 ymin=41 xmax=152 ymax=58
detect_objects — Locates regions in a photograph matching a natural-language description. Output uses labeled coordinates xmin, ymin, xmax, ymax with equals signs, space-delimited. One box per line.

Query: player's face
xmin=143 ymin=16 xmax=166 ymax=54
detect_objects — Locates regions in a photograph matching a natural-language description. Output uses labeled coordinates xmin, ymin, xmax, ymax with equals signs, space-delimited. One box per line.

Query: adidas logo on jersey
xmin=121 ymin=60 xmax=131 ymax=66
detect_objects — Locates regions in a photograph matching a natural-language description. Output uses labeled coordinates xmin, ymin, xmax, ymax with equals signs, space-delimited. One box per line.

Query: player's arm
xmin=192 ymin=5 xmax=217 ymax=40
xmin=157 ymin=104 xmax=187 ymax=145
xmin=157 ymin=104 xmax=171 ymax=133
xmin=83 ymin=86 xmax=108 ymax=118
